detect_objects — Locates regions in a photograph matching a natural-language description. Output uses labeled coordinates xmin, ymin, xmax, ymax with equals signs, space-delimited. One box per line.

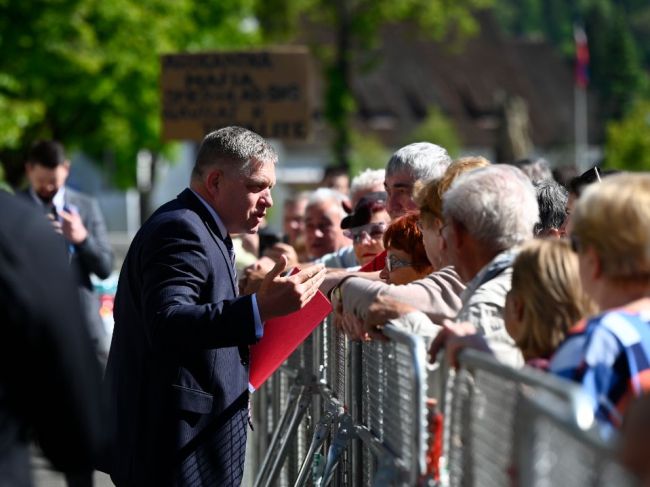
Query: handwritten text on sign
xmin=161 ymin=49 xmax=311 ymax=141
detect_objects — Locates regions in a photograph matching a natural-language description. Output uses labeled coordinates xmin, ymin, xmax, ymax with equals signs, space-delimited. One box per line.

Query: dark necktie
xmin=224 ymin=235 xmax=237 ymax=282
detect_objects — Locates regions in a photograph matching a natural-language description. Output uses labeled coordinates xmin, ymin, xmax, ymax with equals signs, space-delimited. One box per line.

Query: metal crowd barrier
xmin=357 ymin=325 xmax=429 ymax=486
xmin=517 ymin=393 xmax=638 ymax=487
xmin=436 ymin=349 xmax=638 ymax=487
xmin=251 ymin=319 xmax=638 ymax=487
xmin=252 ymin=317 xmax=429 ymax=487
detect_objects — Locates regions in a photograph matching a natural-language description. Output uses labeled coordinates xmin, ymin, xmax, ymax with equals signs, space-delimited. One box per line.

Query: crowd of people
xmin=3 ymin=127 xmax=650 ymax=486
xmin=240 ymin=139 xmax=650 ymax=483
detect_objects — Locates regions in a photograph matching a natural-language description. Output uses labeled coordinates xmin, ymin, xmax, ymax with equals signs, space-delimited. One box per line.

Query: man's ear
xmin=206 ymin=169 xmax=222 ymax=197
xmin=451 ymin=219 xmax=464 ymax=250
xmin=62 ymin=160 xmax=71 ymax=178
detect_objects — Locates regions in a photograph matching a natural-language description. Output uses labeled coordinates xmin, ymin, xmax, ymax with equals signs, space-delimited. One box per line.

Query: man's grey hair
xmin=192 ymin=126 xmax=278 ymax=180
xmin=534 ymin=180 xmax=568 ymax=235
xmin=443 ymin=164 xmax=539 ymax=252
xmin=385 ymin=142 xmax=452 ymax=182
xmin=350 ymin=169 xmax=385 ymax=196
xmin=307 ymin=188 xmax=349 ymax=219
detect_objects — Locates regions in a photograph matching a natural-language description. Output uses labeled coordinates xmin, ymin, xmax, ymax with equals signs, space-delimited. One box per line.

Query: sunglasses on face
xmin=385 ymin=253 xmax=413 ymax=272
xmin=343 ymin=222 xmax=387 ymax=244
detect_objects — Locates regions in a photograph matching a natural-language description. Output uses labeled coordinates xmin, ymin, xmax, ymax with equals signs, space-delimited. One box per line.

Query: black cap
xmin=340 ymin=191 xmax=387 ymax=229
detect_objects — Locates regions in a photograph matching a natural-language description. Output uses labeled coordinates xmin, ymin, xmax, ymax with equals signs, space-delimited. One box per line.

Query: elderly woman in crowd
xmin=433 ymin=173 xmax=650 ymax=433
xmin=379 ymin=213 xmax=433 ymax=285
xmin=550 ymin=173 xmax=650 ymax=430
xmin=340 ymin=192 xmax=391 ymax=267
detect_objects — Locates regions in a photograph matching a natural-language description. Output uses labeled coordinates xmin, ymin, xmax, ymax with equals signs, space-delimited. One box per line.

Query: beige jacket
xmin=340 ymin=266 xmax=466 ymax=338
xmin=456 ymin=250 xmax=524 ymax=367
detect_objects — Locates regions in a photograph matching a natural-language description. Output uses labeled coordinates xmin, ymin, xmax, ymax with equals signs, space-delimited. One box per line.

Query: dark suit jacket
xmin=0 ymin=192 xmax=107 ymax=487
xmin=18 ymin=187 xmax=114 ymax=353
xmin=103 ymin=189 xmax=258 ymax=486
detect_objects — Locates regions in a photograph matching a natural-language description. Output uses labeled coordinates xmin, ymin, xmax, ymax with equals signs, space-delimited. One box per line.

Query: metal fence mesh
xmin=252 ymin=322 xmax=639 ymax=487
xmin=443 ymin=368 xmax=473 ymax=487
xmin=359 ymin=335 xmax=426 ymax=486
xmin=468 ymin=368 xmax=519 ymax=487
xmin=528 ymin=406 xmax=638 ymax=487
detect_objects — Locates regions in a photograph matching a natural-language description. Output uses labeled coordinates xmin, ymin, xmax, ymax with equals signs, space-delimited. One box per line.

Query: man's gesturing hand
xmin=256 ymin=257 xmax=327 ymax=322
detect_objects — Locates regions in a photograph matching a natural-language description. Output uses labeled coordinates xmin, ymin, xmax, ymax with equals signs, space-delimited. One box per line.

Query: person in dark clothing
xmin=0 ymin=191 xmax=108 ymax=487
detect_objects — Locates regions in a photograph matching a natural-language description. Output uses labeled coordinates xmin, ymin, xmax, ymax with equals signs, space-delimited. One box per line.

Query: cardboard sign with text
xmin=161 ymin=48 xmax=312 ymax=141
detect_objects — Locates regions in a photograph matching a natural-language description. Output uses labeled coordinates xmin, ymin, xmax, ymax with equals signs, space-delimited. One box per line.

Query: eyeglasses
xmin=343 ymin=222 xmax=387 ymax=244
xmin=385 ymin=253 xmax=413 ymax=272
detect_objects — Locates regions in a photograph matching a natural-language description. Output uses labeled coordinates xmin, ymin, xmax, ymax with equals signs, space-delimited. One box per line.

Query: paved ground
xmin=32 ymin=453 xmax=114 ymax=487
xmin=31 ymin=434 xmax=255 ymax=486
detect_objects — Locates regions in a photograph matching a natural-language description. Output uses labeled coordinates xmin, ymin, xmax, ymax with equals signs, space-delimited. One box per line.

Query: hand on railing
xmin=331 ymin=283 xmax=372 ymax=340
xmin=334 ymin=310 xmax=369 ymax=341
xmin=366 ymin=295 xmax=417 ymax=341
xmin=428 ymin=320 xmax=493 ymax=367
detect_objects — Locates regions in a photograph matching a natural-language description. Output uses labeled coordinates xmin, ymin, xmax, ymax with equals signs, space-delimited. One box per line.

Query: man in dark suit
xmin=103 ymin=126 xmax=326 ymax=486
xmin=0 ymin=191 xmax=108 ymax=487
xmin=20 ymin=140 xmax=114 ymax=362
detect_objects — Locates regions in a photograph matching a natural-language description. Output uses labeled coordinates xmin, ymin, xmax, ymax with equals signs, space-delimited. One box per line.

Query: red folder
xmin=249 ymin=270 xmax=332 ymax=391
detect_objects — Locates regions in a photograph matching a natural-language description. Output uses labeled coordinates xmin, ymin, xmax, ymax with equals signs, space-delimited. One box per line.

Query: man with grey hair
xmin=384 ymin=142 xmax=452 ymax=219
xmin=304 ymin=187 xmax=356 ymax=267
xmin=440 ymin=164 xmax=539 ymax=365
xmin=103 ymin=126 xmax=326 ymax=486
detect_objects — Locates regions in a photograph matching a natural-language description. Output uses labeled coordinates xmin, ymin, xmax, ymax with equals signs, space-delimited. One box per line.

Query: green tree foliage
xmin=584 ymin=2 xmax=645 ymax=120
xmin=0 ymin=0 xmax=261 ymax=188
xmin=348 ymin=131 xmax=390 ymax=178
xmin=256 ymin=0 xmax=492 ymax=169
xmin=406 ymin=106 xmax=461 ymax=158
xmin=492 ymin=0 xmax=646 ymax=123
xmin=605 ymin=99 xmax=650 ymax=171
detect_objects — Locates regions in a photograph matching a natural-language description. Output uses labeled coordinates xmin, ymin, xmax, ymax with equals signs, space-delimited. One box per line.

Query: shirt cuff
xmin=251 ymin=294 xmax=264 ymax=340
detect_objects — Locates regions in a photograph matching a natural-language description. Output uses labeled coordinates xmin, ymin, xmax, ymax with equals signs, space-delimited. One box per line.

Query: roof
xmin=289 ymin=13 xmax=601 ymax=152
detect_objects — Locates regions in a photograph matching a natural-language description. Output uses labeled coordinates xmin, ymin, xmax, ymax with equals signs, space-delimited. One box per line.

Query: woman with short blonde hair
xmin=572 ymin=173 xmax=650 ymax=283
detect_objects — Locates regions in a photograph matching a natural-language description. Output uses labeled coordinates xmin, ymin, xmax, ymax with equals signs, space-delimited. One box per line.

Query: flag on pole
xmin=574 ymin=25 xmax=590 ymax=89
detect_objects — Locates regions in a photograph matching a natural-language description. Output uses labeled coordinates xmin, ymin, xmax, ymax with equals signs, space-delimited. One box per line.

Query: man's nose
xmin=314 ymin=228 xmax=324 ymax=238
xmin=263 ymin=190 xmax=273 ymax=208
